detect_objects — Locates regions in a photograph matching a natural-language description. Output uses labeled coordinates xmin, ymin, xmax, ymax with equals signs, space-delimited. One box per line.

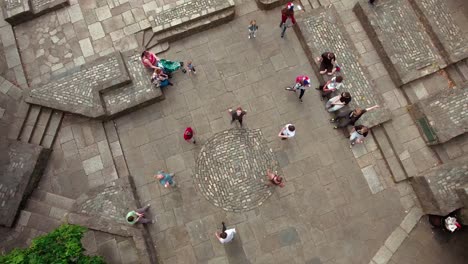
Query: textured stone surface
xmin=411 ymin=157 xmax=468 ymax=215
xmin=411 ymin=0 xmax=468 ymax=64
xmin=297 ymin=6 xmax=390 ymax=127
xmin=26 ymin=52 xmax=129 ymax=118
xmin=354 ymin=0 xmax=446 ymax=86
xmin=0 ymin=140 xmax=49 ymax=227
xmin=101 ymin=53 xmax=163 ymax=117
xmin=195 ymin=129 xmax=276 ymax=212
xmin=412 ymin=87 xmax=467 ymax=144
xmin=145 ymin=0 xmax=235 ymax=32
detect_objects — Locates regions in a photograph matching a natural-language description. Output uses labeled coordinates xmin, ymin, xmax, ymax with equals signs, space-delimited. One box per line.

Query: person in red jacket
xmin=280 ymin=2 xmax=296 ymax=28
xmin=183 ymin=127 xmax=196 ymax=144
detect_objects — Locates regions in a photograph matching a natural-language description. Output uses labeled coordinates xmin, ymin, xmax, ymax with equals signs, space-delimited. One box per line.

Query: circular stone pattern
xmin=195 ymin=129 xmax=279 ymax=212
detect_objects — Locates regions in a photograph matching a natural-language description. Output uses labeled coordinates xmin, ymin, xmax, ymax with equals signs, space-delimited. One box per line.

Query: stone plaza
xmin=1 ymin=0 xmax=468 ymax=263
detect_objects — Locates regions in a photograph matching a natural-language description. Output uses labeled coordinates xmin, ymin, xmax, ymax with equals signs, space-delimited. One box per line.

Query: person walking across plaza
xmin=316 ymin=76 xmax=344 ymax=100
xmin=229 ymin=107 xmax=247 ymax=127
xmin=330 ymin=105 xmax=380 ymax=129
xmin=279 ymin=2 xmax=297 ymax=38
xmin=183 ymin=127 xmax=196 ymax=144
xmin=126 ymin=204 xmax=154 ymax=224
xmin=248 ymin=20 xmax=258 ymax=39
xmin=215 ymin=222 xmax=236 ymax=244
xmin=325 ymin=92 xmax=352 ymax=112
xmin=286 ymin=75 xmax=311 ymax=102
xmin=349 ymin=125 xmax=370 ymax=148
xmin=155 ymin=171 xmax=176 ymax=188
xmin=266 ymin=169 xmax=285 ymax=187
xmin=278 ymin=124 xmax=295 ymax=140
xmin=317 ymin=51 xmax=337 ymax=75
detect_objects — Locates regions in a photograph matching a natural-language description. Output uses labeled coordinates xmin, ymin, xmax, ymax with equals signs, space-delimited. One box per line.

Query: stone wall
xmin=0 ymin=140 xmax=50 ymax=227
xmin=410 ymin=87 xmax=467 ymax=144
xmin=411 ymin=157 xmax=468 ymax=215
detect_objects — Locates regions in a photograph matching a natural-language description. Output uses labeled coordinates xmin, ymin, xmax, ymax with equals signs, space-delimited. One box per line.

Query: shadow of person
xmin=224 ymin=234 xmax=251 ymax=264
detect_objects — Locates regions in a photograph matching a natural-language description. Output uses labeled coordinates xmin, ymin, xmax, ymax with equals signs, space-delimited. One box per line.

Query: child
xmin=183 ymin=127 xmax=196 ymax=144
xmin=182 ymin=61 xmax=196 ymax=75
xmin=248 ymin=20 xmax=258 ymax=39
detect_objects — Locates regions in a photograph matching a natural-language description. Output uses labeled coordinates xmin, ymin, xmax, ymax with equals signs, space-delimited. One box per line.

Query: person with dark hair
xmin=215 ymin=222 xmax=236 ymax=244
xmin=330 ymin=105 xmax=380 ymax=129
xmin=349 ymin=125 xmax=370 ymax=148
xmin=229 ymin=107 xmax=247 ymax=127
xmin=325 ymin=92 xmax=352 ymax=112
xmin=369 ymin=0 xmax=376 ymax=5
xmin=316 ymin=52 xmax=336 ymax=75
xmin=317 ymin=76 xmax=344 ymax=100
xmin=278 ymin=124 xmax=296 ymax=140
xmin=286 ymin=75 xmax=311 ymax=102
xmin=126 ymin=204 xmax=154 ymax=225
xmin=140 ymin=50 xmax=182 ymax=74
xmin=280 ymin=2 xmax=296 ymax=28
xmin=266 ymin=169 xmax=285 ymax=187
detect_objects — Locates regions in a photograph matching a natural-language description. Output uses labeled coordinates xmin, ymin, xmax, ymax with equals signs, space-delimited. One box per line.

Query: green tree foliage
xmin=0 ymin=224 xmax=106 ymax=264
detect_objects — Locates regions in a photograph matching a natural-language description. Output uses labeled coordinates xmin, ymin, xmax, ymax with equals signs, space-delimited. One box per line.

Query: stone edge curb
xmin=369 ymin=207 xmax=423 ymax=264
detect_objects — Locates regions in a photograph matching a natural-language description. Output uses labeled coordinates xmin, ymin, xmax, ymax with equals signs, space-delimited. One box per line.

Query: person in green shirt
xmin=126 ymin=204 xmax=154 ymax=225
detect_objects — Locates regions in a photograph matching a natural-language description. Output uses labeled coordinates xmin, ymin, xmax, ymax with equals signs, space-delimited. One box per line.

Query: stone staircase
xmin=139 ymin=0 xmax=235 ymax=50
xmin=17 ymin=104 xmax=64 ymax=149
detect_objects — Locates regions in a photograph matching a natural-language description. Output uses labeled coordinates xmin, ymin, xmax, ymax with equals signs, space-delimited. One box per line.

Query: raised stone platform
xmin=409 ymin=87 xmax=467 ymax=144
xmin=142 ymin=0 xmax=235 ymax=44
xmin=354 ymin=0 xmax=446 ymax=86
xmin=295 ymin=6 xmax=390 ymax=127
xmin=409 ymin=0 xmax=468 ymax=65
xmin=2 ymin=0 xmax=69 ymax=26
xmin=255 ymin=0 xmax=289 ymax=10
xmin=411 ymin=157 xmax=468 ymax=215
xmin=0 ymin=140 xmax=50 ymax=227
xmin=26 ymin=52 xmax=163 ymax=119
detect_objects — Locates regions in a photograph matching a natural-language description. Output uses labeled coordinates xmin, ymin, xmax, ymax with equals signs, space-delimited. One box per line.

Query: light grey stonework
xmin=411 ymin=157 xmax=468 ymax=215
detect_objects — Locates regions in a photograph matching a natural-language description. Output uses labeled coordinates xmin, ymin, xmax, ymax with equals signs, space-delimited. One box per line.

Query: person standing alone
xmin=215 ymin=222 xmax=236 ymax=244
xmin=229 ymin=107 xmax=247 ymax=127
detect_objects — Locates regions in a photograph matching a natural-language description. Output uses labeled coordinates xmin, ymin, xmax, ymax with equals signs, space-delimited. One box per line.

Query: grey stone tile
xmin=82 ymin=155 xmax=104 ymax=175
xmin=97 ymin=238 xmax=122 ymax=264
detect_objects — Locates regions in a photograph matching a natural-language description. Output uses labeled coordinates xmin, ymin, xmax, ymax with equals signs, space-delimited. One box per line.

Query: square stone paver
xmin=82 ymin=155 xmax=104 ymax=175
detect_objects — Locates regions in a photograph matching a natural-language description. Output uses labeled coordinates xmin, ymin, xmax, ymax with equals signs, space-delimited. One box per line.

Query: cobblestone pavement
xmin=355 ymin=0 xmax=445 ymax=85
xmin=413 ymin=0 xmax=468 ymax=63
xmin=195 ymin=129 xmax=276 ymax=212
xmin=414 ymin=87 xmax=468 ymax=144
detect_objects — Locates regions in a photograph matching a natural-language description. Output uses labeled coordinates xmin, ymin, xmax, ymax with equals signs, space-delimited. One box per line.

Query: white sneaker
xmin=253 ymin=34 xmax=256 ymax=38
xmin=248 ymin=35 xmax=251 ymax=39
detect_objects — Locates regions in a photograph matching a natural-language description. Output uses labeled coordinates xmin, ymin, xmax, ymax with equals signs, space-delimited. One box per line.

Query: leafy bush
xmin=0 ymin=224 xmax=106 ymax=264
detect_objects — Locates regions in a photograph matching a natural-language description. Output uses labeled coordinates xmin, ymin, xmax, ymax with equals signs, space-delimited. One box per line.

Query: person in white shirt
xmin=316 ymin=76 xmax=343 ymax=100
xmin=278 ymin=124 xmax=296 ymax=140
xmin=215 ymin=222 xmax=236 ymax=244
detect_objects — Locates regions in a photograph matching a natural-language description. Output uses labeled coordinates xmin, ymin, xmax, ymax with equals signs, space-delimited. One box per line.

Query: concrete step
xmin=103 ymin=120 xmax=129 ymax=178
xmin=29 ymin=107 xmax=52 ymax=145
xmin=41 ymin=110 xmax=64 ymax=149
xmin=18 ymin=210 xmax=63 ymax=232
xmin=372 ymin=126 xmax=408 ymax=183
xmin=19 ymin=104 xmax=41 ymax=143
xmin=29 ymin=189 xmax=75 ymax=211
xmin=151 ymin=8 xmax=235 ymax=43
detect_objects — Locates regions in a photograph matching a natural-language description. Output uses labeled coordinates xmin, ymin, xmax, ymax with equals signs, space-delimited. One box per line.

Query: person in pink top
xmin=141 ymin=50 xmax=160 ymax=70
xmin=286 ymin=75 xmax=311 ymax=102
